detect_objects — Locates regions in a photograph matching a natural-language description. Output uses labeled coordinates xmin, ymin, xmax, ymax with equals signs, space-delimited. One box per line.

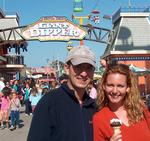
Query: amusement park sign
xmin=22 ymin=16 xmax=87 ymax=41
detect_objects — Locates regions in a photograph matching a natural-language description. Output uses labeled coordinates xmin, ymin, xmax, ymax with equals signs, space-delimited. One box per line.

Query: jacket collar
xmin=61 ymin=83 xmax=96 ymax=107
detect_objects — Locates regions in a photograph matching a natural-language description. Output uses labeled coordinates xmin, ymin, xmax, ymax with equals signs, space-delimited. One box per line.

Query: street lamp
xmin=2 ymin=0 xmax=5 ymax=12
xmin=67 ymin=41 xmax=74 ymax=51
xmin=128 ymin=0 xmax=131 ymax=10
xmin=46 ymin=58 xmax=49 ymax=80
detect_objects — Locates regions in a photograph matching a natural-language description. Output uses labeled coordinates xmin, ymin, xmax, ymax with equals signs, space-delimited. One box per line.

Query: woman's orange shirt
xmin=93 ymin=107 xmax=150 ymax=141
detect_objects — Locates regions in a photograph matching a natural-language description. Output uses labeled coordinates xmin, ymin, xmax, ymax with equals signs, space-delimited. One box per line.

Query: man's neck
xmin=74 ymin=90 xmax=85 ymax=102
xmin=67 ymin=81 xmax=85 ymax=102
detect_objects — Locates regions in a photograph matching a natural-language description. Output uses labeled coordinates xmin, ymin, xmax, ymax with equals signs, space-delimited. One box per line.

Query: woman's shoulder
xmin=93 ymin=107 xmax=113 ymax=120
xmin=93 ymin=107 xmax=115 ymax=136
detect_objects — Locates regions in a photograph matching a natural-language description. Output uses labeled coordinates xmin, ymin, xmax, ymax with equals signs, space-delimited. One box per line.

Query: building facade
xmin=101 ymin=7 xmax=150 ymax=95
xmin=0 ymin=9 xmax=27 ymax=81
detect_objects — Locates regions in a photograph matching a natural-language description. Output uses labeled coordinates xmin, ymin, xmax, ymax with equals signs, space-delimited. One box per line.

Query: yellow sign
xmin=22 ymin=16 xmax=87 ymax=41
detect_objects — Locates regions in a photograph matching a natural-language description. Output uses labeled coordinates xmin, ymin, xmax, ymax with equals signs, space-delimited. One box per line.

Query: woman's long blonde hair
xmin=97 ymin=64 xmax=145 ymax=124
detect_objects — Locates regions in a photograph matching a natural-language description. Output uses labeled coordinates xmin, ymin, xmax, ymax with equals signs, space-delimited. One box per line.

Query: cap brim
xmin=70 ymin=58 xmax=96 ymax=68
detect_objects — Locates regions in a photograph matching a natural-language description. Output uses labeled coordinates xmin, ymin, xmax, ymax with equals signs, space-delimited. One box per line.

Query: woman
xmin=29 ymin=86 xmax=42 ymax=113
xmin=93 ymin=64 xmax=150 ymax=141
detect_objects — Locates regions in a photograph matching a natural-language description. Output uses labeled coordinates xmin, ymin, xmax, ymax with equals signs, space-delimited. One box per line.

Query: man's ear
xmin=64 ymin=64 xmax=69 ymax=75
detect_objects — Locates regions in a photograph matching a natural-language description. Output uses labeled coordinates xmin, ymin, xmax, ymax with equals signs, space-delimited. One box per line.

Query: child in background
xmin=0 ymin=87 xmax=11 ymax=129
xmin=9 ymin=89 xmax=21 ymax=130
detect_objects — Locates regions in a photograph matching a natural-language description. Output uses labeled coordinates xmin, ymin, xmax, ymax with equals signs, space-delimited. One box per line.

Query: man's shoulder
xmin=41 ymin=86 xmax=65 ymax=100
xmin=37 ymin=86 xmax=69 ymax=111
xmin=48 ymin=86 xmax=65 ymax=96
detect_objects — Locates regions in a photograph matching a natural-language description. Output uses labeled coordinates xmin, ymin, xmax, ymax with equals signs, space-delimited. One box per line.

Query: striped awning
xmin=129 ymin=64 xmax=150 ymax=75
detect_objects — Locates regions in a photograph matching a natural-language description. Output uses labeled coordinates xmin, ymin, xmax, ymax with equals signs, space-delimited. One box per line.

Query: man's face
xmin=65 ymin=63 xmax=95 ymax=90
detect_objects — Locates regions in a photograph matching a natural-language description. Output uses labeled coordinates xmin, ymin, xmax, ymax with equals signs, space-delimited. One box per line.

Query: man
xmin=27 ymin=46 xmax=97 ymax=141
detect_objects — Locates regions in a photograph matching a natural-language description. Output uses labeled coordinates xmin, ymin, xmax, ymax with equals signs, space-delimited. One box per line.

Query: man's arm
xmin=27 ymin=94 xmax=56 ymax=141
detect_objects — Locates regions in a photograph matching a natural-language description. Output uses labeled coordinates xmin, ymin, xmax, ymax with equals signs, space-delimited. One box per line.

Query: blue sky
xmin=0 ymin=0 xmax=149 ymax=67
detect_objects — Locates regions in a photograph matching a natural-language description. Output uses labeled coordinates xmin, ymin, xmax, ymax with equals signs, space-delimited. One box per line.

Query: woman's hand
xmin=110 ymin=130 xmax=122 ymax=141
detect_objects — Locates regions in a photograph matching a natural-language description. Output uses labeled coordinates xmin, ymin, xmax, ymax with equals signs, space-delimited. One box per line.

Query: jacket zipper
xmin=79 ymin=103 xmax=87 ymax=141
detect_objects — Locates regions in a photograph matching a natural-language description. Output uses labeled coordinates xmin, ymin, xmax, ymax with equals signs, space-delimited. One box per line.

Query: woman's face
xmin=104 ymin=73 xmax=129 ymax=106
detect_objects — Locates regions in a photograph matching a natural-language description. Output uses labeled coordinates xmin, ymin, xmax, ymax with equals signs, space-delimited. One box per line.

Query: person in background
xmin=5 ymin=82 xmax=10 ymax=88
xmin=0 ymin=78 xmax=4 ymax=126
xmin=0 ymin=87 xmax=11 ymax=129
xmin=41 ymin=82 xmax=49 ymax=89
xmin=50 ymin=79 xmax=59 ymax=89
xmin=93 ymin=64 xmax=150 ymax=141
xmin=9 ymin=79 xmax=14 ymax=89
xmin=29 ymin=86 xmax=42 ymax=113
xmin=41 ymin=87 xmax=49 ymax=96
xmin=0 ymin=92 xmax=2 ymax=127
xmin=0 ymin=77 xmax=5 ymax=93
xmin=9 ymin=89 xmax=21 ymax=130
xmin=12 ymin=80 xmax=19 ymax=93
xmin=147 ymin=94 xmax=150 ymax=111
xmin=59 ymin=73 xmax=68 ymax=85
xmin=88 ymin=81 xmax=97 ymax=100
xmin=36 ymin=84 xmax=43 ymax=95
xmin=27 ymin=45 xmax=97 ymax=141
xmin=23 ymin=83 xmax=32 ymax=116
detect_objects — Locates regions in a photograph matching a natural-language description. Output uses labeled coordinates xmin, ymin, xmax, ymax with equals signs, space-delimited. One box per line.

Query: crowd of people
xmin=0 ymin=73 xmax=69 ymax=131
xmin=0 ymin=45 xmax=150 ymax=141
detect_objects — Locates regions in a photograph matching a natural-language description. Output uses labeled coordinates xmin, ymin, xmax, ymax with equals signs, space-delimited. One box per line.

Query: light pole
xmin=67 ymin=41 xmax=74 ymax=51
xmin=128 ymin=0 xmax=131 ymax=11
xmin=57 ymin=59 xmax=60 ymax=78
xmin=2 ymin=0 xmax=6 ymax=12
xmin=72 ymin=15 xmax=90 ymax=46
xmin=46 ymin=58 xmax=49 ymax=80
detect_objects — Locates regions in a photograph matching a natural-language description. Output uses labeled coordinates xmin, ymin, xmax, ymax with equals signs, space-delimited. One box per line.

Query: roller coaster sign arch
xmin=22 ymin=16 xmax=87 ymax=41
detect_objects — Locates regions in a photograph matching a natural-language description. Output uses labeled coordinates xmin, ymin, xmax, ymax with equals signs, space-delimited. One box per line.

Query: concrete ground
xmin=0 ymin=107 xmax=32 ymax=141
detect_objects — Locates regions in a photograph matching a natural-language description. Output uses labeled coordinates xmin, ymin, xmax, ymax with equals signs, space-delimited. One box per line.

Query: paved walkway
xmin=0 ymin=107 xmax=32 ymax=141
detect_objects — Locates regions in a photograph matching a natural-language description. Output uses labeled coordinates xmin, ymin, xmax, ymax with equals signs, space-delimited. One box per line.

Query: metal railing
xmin=3 ymin=54 xmax=24 ymax=65
xmin=112 ymin=7 xmax=150 ymax=22
xmin=5 ymin=11 xmax=20 ymax=23
xmin=120 ymin=7 xmax=149 ymax=12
